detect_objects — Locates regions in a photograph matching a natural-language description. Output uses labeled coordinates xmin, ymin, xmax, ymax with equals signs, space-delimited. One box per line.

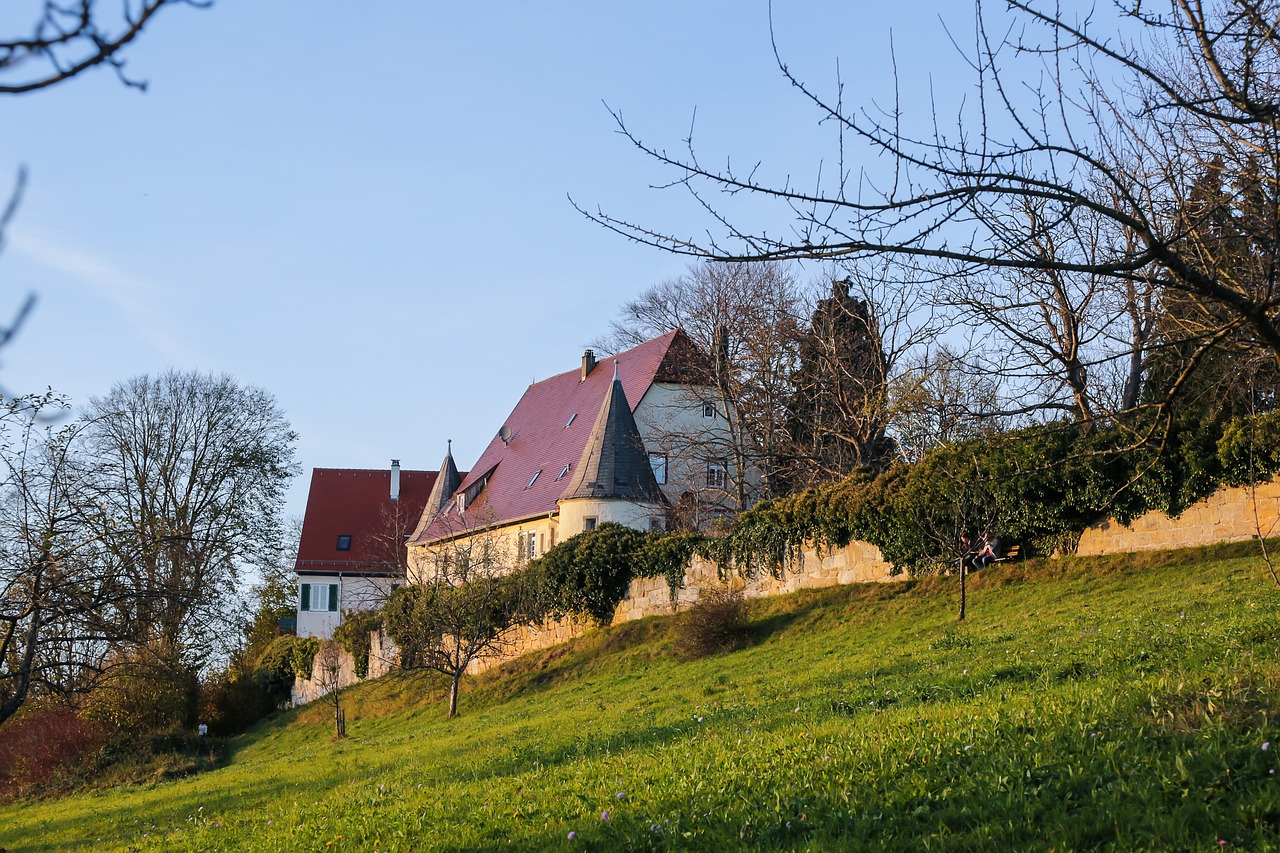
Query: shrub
xmin=333 ymin=609 xmax=382 ymax=678
xmin=1218 ymin=411 xmax=1280 ymax=485
xmin=0 ymin=705 xmax=105 ymax=801
xmin=81 ymin=652 xmax=198 ymax=735
xmin=534 ymin=522 xmax=648 ymax=624
xmin=672 ymin=585 xmax=751 ymax=661
xmin=201 ymin=666 xmax=280 ymax=735
xmin=256 ymin=635 xmax=319 ymax=696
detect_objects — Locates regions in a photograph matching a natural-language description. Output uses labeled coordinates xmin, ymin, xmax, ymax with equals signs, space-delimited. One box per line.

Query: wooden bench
xmin=988 ymin=543 xmax=1021 ymax=564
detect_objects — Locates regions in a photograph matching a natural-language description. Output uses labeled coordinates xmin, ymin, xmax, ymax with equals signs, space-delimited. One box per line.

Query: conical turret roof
xmin=559 ymin=368 xmax=664 ymax=503
xmin=424 ymin=440 xmax=462 ymax=518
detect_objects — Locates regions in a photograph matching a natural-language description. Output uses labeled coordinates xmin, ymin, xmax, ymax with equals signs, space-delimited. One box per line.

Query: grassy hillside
xmin=4 ymin=545 xmax=1280 ymax=851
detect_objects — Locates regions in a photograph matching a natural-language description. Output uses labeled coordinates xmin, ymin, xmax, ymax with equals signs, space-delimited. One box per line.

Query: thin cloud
xmin=9 ymin=229 xmax=202 ymax=365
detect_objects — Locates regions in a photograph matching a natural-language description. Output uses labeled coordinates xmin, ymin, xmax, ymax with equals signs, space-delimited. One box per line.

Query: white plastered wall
xmin=557 ymin=497 xmax=664 ymax=537
xmin=407 ymin=514 xmax=562 ymax=583
xmin=296 ymin=574 xmax=400 ymax=639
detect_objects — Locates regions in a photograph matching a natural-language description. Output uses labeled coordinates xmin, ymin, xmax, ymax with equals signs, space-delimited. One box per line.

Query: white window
xmin=526 ymin=531 xmax=537 ymax=560
xmin=702 ymin=402 xmax=716 ymax=419
xmin=584 ymin=516 xmax=597 ymax=532
xmin=300 ymin=582 xmax=338 ymax=612
xmin=649 ymin=453 xmax=668 ymax=484
xmin=706 ymin=460 xmax=727 ymax=490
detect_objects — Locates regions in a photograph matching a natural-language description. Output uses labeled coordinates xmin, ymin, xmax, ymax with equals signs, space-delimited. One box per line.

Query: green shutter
xmin=328 ymin=584 xmax=339 ymax=612
xmin=300 ymin=583 xmax=311 ymax=612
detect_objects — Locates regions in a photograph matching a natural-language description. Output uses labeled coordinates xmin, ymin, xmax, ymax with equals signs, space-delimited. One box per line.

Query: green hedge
xmin=720 ymin=412 xmax=1279 ymax=576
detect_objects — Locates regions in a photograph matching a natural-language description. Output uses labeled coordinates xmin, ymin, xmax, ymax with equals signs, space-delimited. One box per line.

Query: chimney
xmin=390 ymin=459 xmax=401 ymax=501
xmin=581 ymin=349 xmax=597 ymax=381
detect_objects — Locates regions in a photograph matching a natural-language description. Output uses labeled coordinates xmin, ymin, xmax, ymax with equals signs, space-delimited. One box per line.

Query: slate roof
xmin=295 ymin=467 xmax=443 ymax=575
xmin=413 ymin=329 xmax=701 ymax=543
xmin=560 ymin=370 xmax=665 ymax=502
xmin=423 ymin=442 xmax=462 ymax=520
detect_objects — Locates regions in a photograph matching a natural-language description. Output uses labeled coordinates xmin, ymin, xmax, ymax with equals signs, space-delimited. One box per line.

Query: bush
xmin=201 ymin=666 xmax=280 ymax=735
xmin=672 ymin=585 xmax=751 ymax=661
xmin=0 ymin=704 xmax=105 ymax=801
xmin=81 ymin=651 xmax=198 ymax=735
xmin=534 ymin=522 xmax=648 ymax=624
xmin=333 ymin=609 xmax=382 ymax=678
xmin=256 ymin=635 xmax=319 ymax=691
xmin=1218 ymin=411 xmax=1280 ymax=485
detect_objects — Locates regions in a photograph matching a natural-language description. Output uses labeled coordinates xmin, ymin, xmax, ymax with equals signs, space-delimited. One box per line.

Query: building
xmin=408 ymin=330 xmax=735 ymax=576
xmin=294 ymin=462 xmax=449 ymax=638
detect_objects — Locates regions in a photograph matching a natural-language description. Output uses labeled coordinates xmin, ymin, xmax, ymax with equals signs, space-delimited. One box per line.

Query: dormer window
xmin=336 ymin=535 xmax=352 ymax=551
xmin=526 ymin=470 xmax=542 ymax=489
xmin=556 ymin=464 xmax=571 ymax=480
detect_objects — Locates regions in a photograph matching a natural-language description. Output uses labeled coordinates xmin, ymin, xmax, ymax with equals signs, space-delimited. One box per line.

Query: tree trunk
xmin=448 ymin=672 xmax=460 ymax=719
xmin=959 ymin=562 xmax=967 ymax=622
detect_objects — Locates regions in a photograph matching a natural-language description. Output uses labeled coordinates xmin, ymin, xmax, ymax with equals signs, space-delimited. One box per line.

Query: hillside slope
xmin=4 ymin=545 xmax=1280 ymax=851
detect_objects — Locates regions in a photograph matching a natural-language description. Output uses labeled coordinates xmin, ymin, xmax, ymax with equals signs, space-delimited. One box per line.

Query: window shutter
xmin=300 ymin=583 xmax=311 ymax=612
xmin=328 ymin=584 xmax=339 ymax=612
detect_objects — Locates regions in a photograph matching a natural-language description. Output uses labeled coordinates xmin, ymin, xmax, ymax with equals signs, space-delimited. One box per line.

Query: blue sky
xmin=0 ymin=1 xmax=963 ymax=518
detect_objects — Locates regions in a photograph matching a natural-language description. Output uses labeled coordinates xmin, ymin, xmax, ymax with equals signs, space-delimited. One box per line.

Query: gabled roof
xmin=560 ymin=370 xmax=664 ymax=502
xmin=295 ymin=467 xmax=440 ymax=575
xmin=414 ymin=329 xmax=702 ymax=543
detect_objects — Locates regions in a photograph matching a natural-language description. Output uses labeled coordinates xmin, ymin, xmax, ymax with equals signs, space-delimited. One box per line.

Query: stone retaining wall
xmin=480 ymin=536 xmax=895 ymax=672
xmin=1077 ymin=477 xmax=1280 ymax=556
xmin=294 ymin=535 xmax=896 ymax=698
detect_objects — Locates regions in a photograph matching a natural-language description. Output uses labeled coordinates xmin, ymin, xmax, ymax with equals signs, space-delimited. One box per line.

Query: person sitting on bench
xmin=973 ymin=531 xmax=1002 ymax=569
xmin=955 ymin=534 xmax=981 ymax=572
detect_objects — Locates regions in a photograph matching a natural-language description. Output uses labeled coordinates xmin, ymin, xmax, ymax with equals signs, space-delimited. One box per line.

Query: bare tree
xmin=386 ymin=525 xmax=529 ymax=719
xmin=596 ymin=261 xmax=806 ymax=508
xmin=0 ymin=0 xmax=204 ymax=95
xmin=888 ymin=345 xmax=1004 ymax=464
xmin=0 ymin=394 xmax=134 ymax=727
xmin=313 ymin=639 xmax=346 ymax=738
xmin=583 ymin=0 xmax=1280 ymax=421
xmin=81 ymin=371 xmax=298 ymax=674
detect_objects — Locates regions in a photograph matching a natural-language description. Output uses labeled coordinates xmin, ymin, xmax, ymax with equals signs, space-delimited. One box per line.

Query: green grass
xmin=5 ymin=543 xmax=1280 ymax=851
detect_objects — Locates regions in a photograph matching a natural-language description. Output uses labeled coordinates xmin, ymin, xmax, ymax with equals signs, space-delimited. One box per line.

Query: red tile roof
xmin=414 ymin=330 xmax=701 ymax=543
xmin=295 ymin=467 xmax=451 ymax=575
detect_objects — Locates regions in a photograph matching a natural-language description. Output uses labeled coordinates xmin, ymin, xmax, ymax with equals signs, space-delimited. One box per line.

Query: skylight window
xmin=526 ymin=470 xmax=542 ymax=489
xmin=556 ymin=464 xmax=571 ymax=480
xmin=565 ymin=413 xmax=577 ymax=428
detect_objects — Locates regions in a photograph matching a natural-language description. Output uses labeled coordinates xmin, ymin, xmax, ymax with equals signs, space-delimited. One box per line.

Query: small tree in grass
xmin=314 ymin=640 xmax=346 ymax=738
xmin=385 ymin=532 xmax=530 ymax=719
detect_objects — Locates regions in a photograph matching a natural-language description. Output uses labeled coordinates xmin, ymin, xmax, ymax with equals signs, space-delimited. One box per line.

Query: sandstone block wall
xmin=293 ymin=535 xmax=897 ymax=699
xmin=474 ymin=536 xmax=896 ymax=674
xmin=1077 ymin=477 xmax=1280 ymax=556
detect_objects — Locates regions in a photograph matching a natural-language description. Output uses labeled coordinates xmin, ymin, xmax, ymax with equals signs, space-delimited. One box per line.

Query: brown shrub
xmin=673 ymin=586 xmax=751 ymax=661
xmin=0 ymin=705 xmax=106 ymax=801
